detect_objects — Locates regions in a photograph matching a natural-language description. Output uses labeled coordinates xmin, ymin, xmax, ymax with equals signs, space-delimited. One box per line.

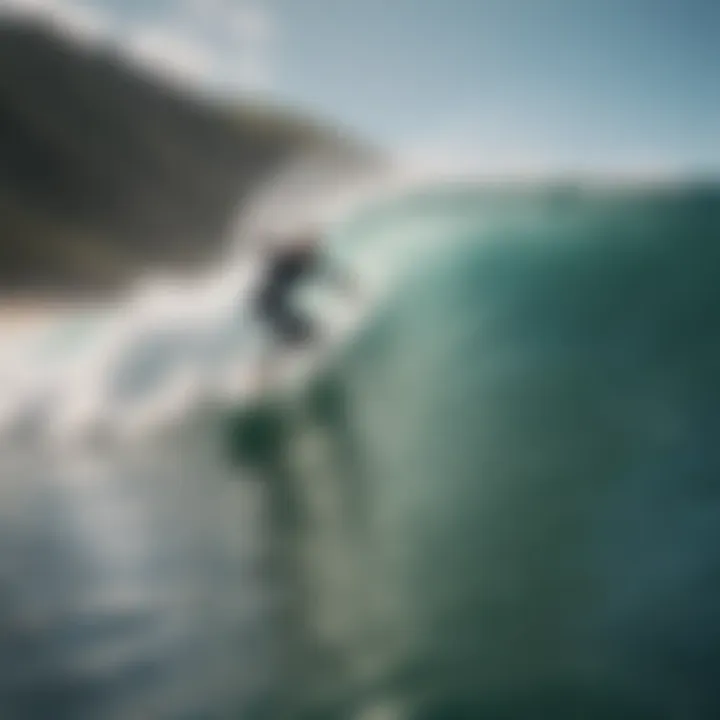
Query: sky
xmin=0 ymin=0 xmax=717 ymax=176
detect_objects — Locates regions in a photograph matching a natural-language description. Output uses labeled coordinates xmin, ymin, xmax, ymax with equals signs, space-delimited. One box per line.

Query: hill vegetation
xmin=0 ymin=20 xmax=375 ymax=297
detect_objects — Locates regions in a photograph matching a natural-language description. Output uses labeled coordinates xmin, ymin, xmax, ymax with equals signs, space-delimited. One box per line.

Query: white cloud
xmin=175 ymin=0 xmax=276 ymax=90
xmin=180 ymin=0 xmax=272 ymax=40
xmin=124 ymin=25 xmax=215 ymax=85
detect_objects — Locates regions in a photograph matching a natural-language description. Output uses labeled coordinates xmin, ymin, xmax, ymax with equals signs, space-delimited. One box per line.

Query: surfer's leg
xmin=254 ymin=305 xmax=312 ymax=393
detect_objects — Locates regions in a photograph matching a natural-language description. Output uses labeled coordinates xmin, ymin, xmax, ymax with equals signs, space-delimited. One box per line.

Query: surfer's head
xmin=272 ymin=226 xmax=321 ymax=254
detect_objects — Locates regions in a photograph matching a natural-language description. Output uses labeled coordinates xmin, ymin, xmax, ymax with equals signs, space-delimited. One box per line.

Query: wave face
xmin=228 ymin=184 xmax=720 ymax=718
xmin=2 ymin=182 xmax=720 ymax=718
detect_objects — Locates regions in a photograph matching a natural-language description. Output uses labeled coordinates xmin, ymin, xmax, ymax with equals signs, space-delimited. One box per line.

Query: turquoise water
xmin=2 ymin=182 xmax=720 ymax=718
xmin=229 ymin=183 xmax=720 ymax=717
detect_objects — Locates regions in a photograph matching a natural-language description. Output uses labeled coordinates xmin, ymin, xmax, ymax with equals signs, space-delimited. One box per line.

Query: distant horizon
xmin=1 ymin=0 xmax=717 ymax=178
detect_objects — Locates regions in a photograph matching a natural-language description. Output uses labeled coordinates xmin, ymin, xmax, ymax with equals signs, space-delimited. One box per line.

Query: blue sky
xmin=1 ymin=0 xmax=717 ymax=175
xmin=270 ymin=0 xmax=718 ymax=175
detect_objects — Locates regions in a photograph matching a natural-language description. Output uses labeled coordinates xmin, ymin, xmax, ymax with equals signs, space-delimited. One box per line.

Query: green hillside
xmin=0 ymin=19 xmax=376 ymax=297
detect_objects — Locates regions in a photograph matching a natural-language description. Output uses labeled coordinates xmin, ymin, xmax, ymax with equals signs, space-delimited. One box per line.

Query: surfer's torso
xmin=255 ymin=245 xmax=321 ymax=344
xmin=260 ymin=246 xmax=318 ymax=302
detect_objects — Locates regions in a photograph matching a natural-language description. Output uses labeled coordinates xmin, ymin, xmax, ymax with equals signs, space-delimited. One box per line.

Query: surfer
xmin=252 ymin=229 xmax=356 ymax=386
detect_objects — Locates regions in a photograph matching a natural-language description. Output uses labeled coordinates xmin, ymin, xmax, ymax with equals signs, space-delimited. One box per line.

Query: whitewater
xmin=0 ymin=154 xmax=410 ymax=447
xmin=0 ymin=157 xmax=432 ymax=719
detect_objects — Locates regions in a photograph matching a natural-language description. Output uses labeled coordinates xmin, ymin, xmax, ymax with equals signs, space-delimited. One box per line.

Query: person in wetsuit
xmin=254 ymin=231 xmax=353 ymax=350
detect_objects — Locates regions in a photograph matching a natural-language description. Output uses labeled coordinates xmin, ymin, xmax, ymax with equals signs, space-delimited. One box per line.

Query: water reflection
xmin=0 ymin=443 xmax=276 ymax=719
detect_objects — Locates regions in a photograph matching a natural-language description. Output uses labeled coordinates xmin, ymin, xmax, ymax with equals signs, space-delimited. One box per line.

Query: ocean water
xmin=2 ymin=182 xmax=720 ymax=718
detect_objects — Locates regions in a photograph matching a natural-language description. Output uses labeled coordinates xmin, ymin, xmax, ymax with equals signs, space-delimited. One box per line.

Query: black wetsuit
xmin=255 ymin=245 xmax=320 ymax=345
